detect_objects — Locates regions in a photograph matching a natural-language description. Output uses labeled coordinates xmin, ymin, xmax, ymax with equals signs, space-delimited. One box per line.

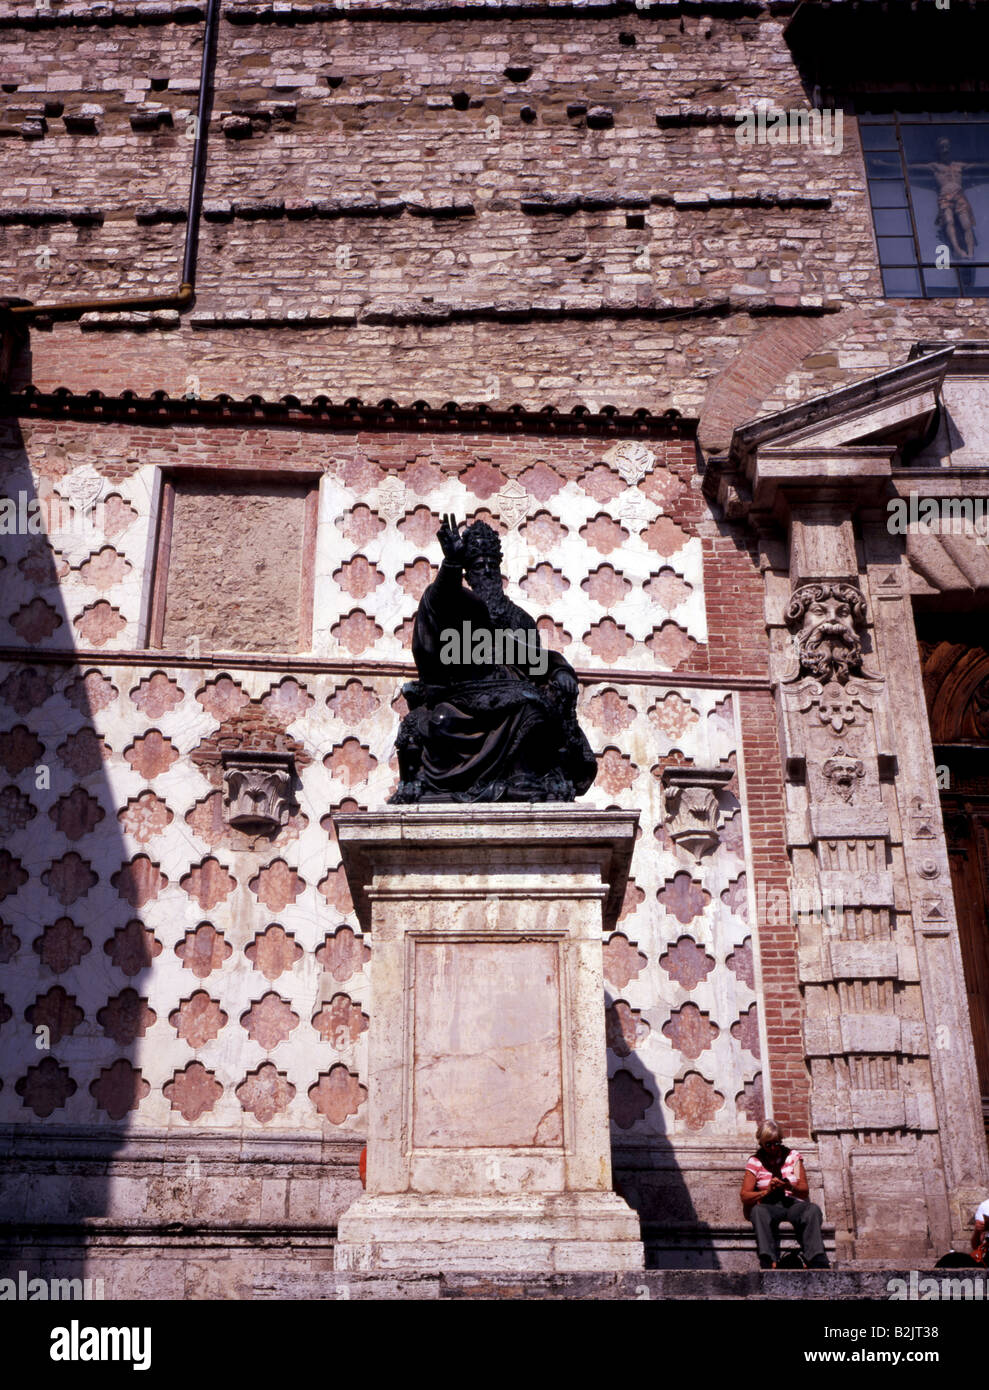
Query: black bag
xmin=934 ymin=1251 xmax=980 ymax=1268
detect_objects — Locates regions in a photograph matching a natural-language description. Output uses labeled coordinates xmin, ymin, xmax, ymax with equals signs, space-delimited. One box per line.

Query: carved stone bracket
xmin=221 ymin=749 xmax=295 ymax=833
xmin=661 ymin=766 xmax=735 ymax=859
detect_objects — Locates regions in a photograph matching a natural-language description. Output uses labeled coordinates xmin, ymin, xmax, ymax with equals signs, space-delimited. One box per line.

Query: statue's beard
xmin=468 ymin=571 xmax=512 ymax=625
xmin=799 ymin=620 xmax=862 ymax=683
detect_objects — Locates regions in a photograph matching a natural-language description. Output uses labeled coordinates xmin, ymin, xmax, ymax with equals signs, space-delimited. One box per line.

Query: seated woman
xmin=740 ymin=1119 xmax=830 ymax=1270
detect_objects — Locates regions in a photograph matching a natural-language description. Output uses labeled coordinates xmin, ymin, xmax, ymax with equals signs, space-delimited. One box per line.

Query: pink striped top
xmin=746 ymin=1147 xmax=803 ymax=1194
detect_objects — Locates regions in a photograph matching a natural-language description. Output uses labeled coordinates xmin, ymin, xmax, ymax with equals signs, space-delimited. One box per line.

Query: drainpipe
xmin=180 ymin=0 xmax=221 ymax=294
xmin=0 ymin=0 xmax=221 ymax=332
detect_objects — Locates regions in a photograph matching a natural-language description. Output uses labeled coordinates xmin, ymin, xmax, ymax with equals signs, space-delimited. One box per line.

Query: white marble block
xmin=333 ymin=805 xmax=644 ymax=1273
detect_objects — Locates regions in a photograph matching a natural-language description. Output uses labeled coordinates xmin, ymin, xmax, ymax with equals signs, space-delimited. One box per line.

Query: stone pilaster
xmin=863 ymin=519 xmax=989 ymax=1246
xmin=775 ymin=586 xmax=936 ymax=1260
xmin=715 ymin=362 xmax=989 ymax=1258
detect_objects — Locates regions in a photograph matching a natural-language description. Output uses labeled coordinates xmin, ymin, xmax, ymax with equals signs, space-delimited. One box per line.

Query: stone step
xmin=642 ymin=1222 xmax=838 ymax=1270
xmin=253 ymin=1268 xmax=989 ymax=1300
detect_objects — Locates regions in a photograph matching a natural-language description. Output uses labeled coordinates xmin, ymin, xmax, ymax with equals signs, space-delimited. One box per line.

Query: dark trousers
xmin=749 ymin=1197 xmax=826 ymax=1263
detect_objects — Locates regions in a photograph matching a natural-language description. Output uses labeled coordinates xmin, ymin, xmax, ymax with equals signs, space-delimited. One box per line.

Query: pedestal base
xmin=335 ymin=1193 xmax=644 ymax=1273
xmin=332 ymin=807 xmax=644 ymax=1275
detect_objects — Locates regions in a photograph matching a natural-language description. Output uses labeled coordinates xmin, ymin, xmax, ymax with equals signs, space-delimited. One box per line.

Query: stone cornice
xmin=705 ymin=348 xmax=953 ymax=525
xmin=728 ymin=350 xmax=952 ymax=470
xmin=0 ymin=386 xmax=696 ymax=440
xmin=748 ymin=446 xmax=897 ymax=518
xmin=334 ymin=805 xmax=639 ymax=931
xmin=910 ymin=341 xmax=989 ymax=377
xmin=1 ymin=294 xmax=841 ymax=333
xmin=0 ymin=647 xmax=772 ymax=691
xmin=890 ymin=470 xmax=989 ymax=499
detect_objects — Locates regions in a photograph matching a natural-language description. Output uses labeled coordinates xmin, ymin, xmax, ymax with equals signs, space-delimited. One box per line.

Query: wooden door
xmin=945 ymin=806 xmax=989 ymax=1096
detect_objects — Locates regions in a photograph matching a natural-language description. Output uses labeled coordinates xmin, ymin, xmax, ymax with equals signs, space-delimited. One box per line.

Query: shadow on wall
xmin=605 ymin=989 xmax=717 ymax=1270
xmin=600 ymin=754 xmax=765 ymax=1269
xmin=0 ymin=406 xmax=150 ymax=1289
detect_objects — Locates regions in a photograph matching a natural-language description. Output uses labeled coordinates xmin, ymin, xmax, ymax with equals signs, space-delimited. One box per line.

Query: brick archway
xmin=699 ymin=310 xmax=867 ymax=452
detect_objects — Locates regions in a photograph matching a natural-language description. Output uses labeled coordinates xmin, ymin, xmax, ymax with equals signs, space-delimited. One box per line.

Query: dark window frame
xmin=861 ymin=110 xmax=989 ymax=300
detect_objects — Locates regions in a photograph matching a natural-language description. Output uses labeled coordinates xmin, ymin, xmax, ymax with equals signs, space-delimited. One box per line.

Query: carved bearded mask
xmin=784 ymin=582 xmax=866 ymax=685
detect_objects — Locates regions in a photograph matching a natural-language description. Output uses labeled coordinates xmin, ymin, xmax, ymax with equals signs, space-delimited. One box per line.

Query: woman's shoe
xmin=758 ymin=1255 xmax=776 ymax=1270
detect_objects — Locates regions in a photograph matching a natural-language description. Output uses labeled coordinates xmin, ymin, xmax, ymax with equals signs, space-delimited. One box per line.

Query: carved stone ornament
xmin=62 ymin=463 xmax=106 ymax=513
xmin=615 ymin=492 xmax=653 ymax=532
xmin=910 ymin=797 xmax=938 ymax=840
xmin=221 ymin=750 xmax=295 ymax=832
xmin=779 ymin=666 xmax=894 ymax=840
xmin=814 ymin=683 xmax=858 ymax=734
xmin=822 ymin=745 xmax=865 ymax=803
xmin=602 ymin=440 xmax=656 ymax=486
xmin=784 ymin=581 xmax=868 ymax=685
xmin=374 ymin=477 xmax=409 ymax=525
xmin=493 ymin=478 xmax=531 ymax=531
xmin=661 ymin=766 xmax=735 ymax=858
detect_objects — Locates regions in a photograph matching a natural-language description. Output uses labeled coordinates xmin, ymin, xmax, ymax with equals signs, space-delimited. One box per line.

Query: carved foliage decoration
xmin=661 ymin=766 xmax=734 ymax=858
xmin=221 ymin=750 xmax=295 ymax=833
xmin=602 ymin=440 xmax=656 ymax=486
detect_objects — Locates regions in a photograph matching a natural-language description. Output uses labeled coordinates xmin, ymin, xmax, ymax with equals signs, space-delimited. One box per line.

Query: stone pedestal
xmin=333 ymin=806 xmax=644 ymax=1273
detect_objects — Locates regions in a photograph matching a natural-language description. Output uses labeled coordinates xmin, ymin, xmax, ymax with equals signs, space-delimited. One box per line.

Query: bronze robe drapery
xmin=390 ymin=561 xmax=596 ymax=803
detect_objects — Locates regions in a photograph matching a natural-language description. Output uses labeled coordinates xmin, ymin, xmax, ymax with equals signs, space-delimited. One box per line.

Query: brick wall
xmin=2 ymin=4 xmax=986 ymax=445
